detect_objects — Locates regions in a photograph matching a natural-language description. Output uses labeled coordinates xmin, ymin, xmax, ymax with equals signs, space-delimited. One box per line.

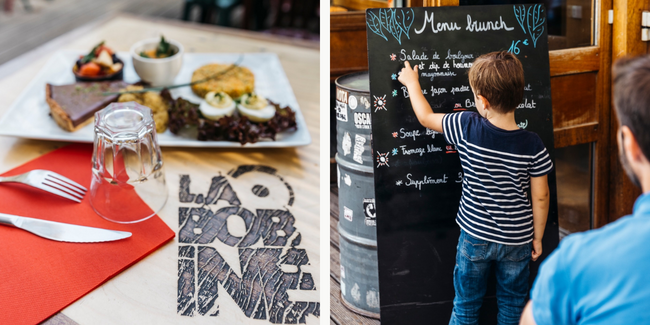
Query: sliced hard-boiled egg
xmin=199 ymin=91 xmax=236 ymax=120
xmin=236 ymin=93 xmax=276 ymax=122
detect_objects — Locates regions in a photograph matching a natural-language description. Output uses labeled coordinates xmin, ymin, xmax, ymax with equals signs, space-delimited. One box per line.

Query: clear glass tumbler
xmin=89 ymin=102 xmax=168 ymax=223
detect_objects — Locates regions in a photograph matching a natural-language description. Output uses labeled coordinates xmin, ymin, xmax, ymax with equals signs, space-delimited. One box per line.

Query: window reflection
xmin=459 ymin=0 xmax=593 ymax=50
xmin=555 ymin=143 xmax=592 ymax=239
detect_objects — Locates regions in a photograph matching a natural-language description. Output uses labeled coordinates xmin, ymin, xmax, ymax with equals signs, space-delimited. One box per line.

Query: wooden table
xmin=0 ymin=14 xmax=320 ymax=325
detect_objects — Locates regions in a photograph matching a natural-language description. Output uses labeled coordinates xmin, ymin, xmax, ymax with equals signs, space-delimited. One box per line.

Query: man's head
xmin=613 ymin=56 xmax=650 ymax=190
xmin=468 ymin=51 xmax=525 ymax=115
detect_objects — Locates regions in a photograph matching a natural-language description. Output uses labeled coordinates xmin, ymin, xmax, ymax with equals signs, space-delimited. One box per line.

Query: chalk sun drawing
xmin=366 ymin=8 xmax=415 ymax=45
xmin=374 ymin=95 xmax=387 ymax=112
xmin=376 ymin=151 xmax=390 ymax=167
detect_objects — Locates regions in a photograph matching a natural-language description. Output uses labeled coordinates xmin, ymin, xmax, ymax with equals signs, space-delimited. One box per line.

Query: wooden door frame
xmin=609 ymin=0 xmax=646 ymax=221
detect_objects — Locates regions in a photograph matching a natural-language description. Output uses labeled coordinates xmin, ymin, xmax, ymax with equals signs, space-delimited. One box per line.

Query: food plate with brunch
xmin=0 ymin=49 xmax=310 ymax=147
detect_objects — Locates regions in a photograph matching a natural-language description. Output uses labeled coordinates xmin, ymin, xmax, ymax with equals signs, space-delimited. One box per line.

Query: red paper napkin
xmin=0 ymin=144 xmax=175 ymax=325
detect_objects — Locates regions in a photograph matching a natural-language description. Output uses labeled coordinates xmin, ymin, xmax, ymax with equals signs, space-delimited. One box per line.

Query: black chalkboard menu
xmin=366 ymin=5 xmax=560 ymax=324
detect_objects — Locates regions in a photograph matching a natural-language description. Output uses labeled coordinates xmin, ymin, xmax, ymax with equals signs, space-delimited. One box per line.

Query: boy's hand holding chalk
xmin=397 ymin=60 xmax=445 ymax=133
xmin=398 ymin=61 xmax=419 ymax=89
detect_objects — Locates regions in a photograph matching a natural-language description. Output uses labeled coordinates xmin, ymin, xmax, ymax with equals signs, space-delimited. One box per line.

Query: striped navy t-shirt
xmin=442 ymin=111 xmax=553 ymax=245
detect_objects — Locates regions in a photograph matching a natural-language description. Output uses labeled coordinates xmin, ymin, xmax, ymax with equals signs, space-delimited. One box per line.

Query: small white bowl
xmin=130 ymin=38 xmax=184 ymax=87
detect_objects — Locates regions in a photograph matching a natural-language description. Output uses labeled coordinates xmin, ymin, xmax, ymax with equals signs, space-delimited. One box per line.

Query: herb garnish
xmin=156 ymin=36 xmax=172 ymax=57
xmin=80 ymin=41 xmax=104 ymax=64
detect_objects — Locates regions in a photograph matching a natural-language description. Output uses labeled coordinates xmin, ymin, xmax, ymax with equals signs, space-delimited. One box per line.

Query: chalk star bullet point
xmin=392 ymin=132 xmax=398 ymax=138
xmin=390 ymin=53 xmax=396 ymax=61
xmin=392 ymin=148 xmax=398 ymax=155
xmin=391 ymin=73 xmax=397 ymax=80
xmin=392 ymin=90 xmax=398 ymax=97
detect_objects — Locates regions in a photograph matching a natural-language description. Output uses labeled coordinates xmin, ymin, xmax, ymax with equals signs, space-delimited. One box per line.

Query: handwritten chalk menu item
xmin=366 ymin=5 xmax=560 ymax=323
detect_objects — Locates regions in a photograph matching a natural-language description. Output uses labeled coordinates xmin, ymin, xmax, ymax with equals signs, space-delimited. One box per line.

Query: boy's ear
xmin=477 ymin=94 xmax=490 ymax=109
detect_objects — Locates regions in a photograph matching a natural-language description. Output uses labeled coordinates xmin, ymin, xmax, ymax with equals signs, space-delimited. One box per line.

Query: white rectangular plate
xmin=0 ymin=50 xmax=310 ymax=147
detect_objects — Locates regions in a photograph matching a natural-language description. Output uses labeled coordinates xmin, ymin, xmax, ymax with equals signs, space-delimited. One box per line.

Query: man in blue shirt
xmin=519 ymin=56 xmax=650 ymax=324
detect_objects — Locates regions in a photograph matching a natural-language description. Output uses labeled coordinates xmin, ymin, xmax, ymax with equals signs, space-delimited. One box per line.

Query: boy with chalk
xmin=397 ymin=51 xmax=552 ymax=325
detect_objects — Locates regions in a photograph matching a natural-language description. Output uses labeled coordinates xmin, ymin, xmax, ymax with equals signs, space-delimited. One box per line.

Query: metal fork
xmin=0 ymin=169 xmax=87 ymax=203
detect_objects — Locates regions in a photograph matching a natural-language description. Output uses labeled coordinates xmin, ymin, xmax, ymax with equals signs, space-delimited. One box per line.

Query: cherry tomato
xmin=78 ymin=62 xmax=101 ymax=77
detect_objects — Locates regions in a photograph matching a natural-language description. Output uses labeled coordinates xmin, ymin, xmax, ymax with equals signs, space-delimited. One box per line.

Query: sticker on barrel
xmin=336 ymin=101 xmax=348 ymax=122
xmin=344 ymin=206 xmax=353 ymax=222
xmin=342 ymin=132 xmax=352 ymax=156
xmin=349 ymin=95 xmax=358 ymax=110
xmin=353 ymin=134 xmax=366 ymax=164
xmin=363 ymin=198 xmax=376 ymax=226
xmin=336 ymin=88 xmax=349 ymax=122
xmin=354 ymin=112 xmax=371 ymax=129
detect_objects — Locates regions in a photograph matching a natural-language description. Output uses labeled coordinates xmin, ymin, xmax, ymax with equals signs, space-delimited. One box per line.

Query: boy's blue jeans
xmin=449 ymin=230 xmax=531 ymax=325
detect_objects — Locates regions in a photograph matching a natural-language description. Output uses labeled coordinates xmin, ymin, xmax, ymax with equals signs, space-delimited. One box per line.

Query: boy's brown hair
xmin=468 ymin=51 xmax=525 ymax=114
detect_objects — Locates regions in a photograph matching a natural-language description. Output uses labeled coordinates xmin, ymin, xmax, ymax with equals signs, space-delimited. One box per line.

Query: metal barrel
xmin=335 ymin=71 xmax=379 ymax=318
xmin=339 ymin=225 xmax=380 ymax=318
xmin=335 ymin=71 xmax=373 ymax=168
xmin=336 ymin=154 xmax=380 ymax=318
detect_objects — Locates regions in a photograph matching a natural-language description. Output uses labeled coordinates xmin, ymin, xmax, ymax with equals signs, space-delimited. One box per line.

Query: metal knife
xmin=0 ymin=213 xmax=132 ymax=243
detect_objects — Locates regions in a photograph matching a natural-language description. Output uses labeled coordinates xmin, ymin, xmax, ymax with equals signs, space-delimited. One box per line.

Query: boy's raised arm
xmin=530 ymin=175 xmax=550 ymax=261
xmin=398 ymin=61 xmax=446 ymax=133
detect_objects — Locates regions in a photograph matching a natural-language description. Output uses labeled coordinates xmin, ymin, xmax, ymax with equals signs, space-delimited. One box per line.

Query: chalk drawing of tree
xmin=366 ymin=8 xmax=414 ymax=45
xmin=392 ymin=9 xmax=414 ymax=44
xmin=513 ymin=5 xmax=527 ymax=34
xmin=367 ymin=11 xmax=388 ymax=41
xmin=526 ymin=5 xmax=545 ymax=48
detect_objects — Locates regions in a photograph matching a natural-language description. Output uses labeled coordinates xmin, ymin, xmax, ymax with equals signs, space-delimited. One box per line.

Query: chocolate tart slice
xmin=46 ymin=81 xmax=128 ymax=132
